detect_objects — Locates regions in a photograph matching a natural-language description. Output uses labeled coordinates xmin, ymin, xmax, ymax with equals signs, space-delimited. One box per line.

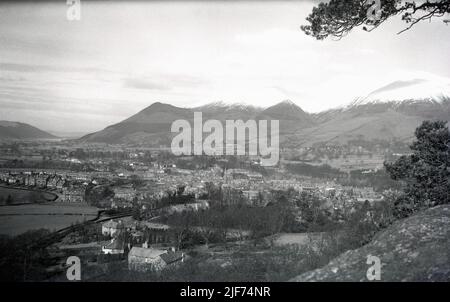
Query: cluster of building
xmin=0 ymin=170 xmax=86 ymax=203
xmin=0 ymin=171 xmax=63 ymax=189
xmin=99 ymin=218 xmax=184 ymax=273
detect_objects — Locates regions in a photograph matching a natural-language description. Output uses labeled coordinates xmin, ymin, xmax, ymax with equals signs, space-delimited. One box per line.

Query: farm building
xmin=128 ymin=245 xmax=183 ymax=272
xmin=101 ymin=238 xmax=126 ymax=255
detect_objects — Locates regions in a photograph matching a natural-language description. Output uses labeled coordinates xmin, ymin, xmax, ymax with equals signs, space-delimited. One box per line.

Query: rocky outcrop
xmin=291 ymin=205 xmax=450 ymax=281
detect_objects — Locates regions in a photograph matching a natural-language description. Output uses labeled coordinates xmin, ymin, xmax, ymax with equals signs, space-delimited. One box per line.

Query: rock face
xmin=291 ymin=205 xmax=450 ymax=282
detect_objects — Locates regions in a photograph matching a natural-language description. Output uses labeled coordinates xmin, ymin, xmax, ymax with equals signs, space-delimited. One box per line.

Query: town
xmin=0 ymin=139 xmax=395 ymax=281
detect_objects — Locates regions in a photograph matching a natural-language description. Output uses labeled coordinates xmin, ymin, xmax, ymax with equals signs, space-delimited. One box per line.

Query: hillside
xmin=194 ymin=101 xmax=263 ymax=120
xmin=288 ymin=77 xmax=450 ymax=147
xmin=290 ymin=205 xmax=450 ymax=281
xmin=256 ymin=100 xmax=316 ymax=134
xmin=78 ymin=100 xmax=313 ymax=145
xmin=0 ymin=121 xmax=57 ymax=140
xmin=79 ymin=102 xmax=192 ymax=145
xmin=78 ymin=76 xmax=450 ymax=146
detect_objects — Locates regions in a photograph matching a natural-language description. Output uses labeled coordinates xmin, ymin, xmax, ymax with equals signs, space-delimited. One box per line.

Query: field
xmin=320 ymin=154 xmax=385 ymax=171
xmin=0 ymin=186 xmax=57 ymax=204
xmin=0 ymin=204 xmax=98 ymax=236
xmin=268 ymin=232 xmax=327 ymax=248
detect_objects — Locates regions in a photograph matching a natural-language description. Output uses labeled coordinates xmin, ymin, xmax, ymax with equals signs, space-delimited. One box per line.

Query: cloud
xmin=123 ymin=78 xmax=170 ymax=91
xmin=123 ymin=74 xmax=207 ymax=91
xmin=0 ymin=62 xmax=113 ymax=75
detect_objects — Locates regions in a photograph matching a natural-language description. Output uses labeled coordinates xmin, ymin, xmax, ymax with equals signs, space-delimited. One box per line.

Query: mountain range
xmin=77 ymin=77 xmax=450 ymax=147
xmin=78 ymin=100 xmax=316 ymax=145
xmin=4 ymin=77 xmax=448 ymax=146
xmin=0 ymin=121 xmax=57 ymax=140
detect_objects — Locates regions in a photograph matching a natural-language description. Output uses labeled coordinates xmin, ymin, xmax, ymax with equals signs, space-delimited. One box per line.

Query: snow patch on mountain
xmin=348 ymin=77 xmax=450 ymax=108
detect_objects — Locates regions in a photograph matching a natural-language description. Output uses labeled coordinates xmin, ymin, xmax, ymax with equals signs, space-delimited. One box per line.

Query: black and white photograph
xmin=0 ymin=0 xmax=449 ymax=287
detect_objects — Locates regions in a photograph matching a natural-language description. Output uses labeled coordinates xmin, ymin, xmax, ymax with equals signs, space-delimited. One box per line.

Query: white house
xmin=128 ymin=245 xmax=184 ymax=272
xmin=101 ymin=238 xmax=125 ymax=255
xmin=102 ymin=220 xmax=124 ymax=237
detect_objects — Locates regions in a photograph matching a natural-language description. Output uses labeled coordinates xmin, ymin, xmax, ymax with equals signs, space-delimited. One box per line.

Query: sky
xmin=0 ymin=1 xmax=449 ymax=134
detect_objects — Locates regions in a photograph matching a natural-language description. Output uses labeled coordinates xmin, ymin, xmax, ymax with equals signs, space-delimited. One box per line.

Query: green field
xmin=0 ymin=186 xmax=57 ymax=204
xmin=0 ymin=204 xmax=98 ymax=236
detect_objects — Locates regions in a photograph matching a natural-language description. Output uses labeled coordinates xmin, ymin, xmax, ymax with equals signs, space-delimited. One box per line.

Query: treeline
xmin=164 ymin=203 xmax=300 ymax=234
xmin=343 ymin=169 xmax=402 ymax=191
xmin=0 ymin=158 xmax=93 ymax=171
xmin=84 ymin=184 xmax=115 ymax=207
xmin=90 ymin=197 xmax=396 ymax=282
xmin=286 ymin=162 xmax=401 ymax=191
xmin=0 ymin=229 xmax=56 ymax=281
xmin=286 ymin=163 xmax=345 ymax=179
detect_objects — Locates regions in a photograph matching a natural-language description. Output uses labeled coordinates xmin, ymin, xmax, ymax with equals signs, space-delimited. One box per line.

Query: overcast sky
xmin=0 ymin=1 xmax=449 ymax=133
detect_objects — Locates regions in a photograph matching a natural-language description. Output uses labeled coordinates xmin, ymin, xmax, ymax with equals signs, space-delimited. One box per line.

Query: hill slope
xmin=0 ymin=121 xmax=57 ymax=140
xmin=256 ymin=100 xmax=316 ymax=134
xmin=79 ymin=101 xmax=313 ymax=145
xmin=288 ymin=78 xmax=450 ymax=147
xmin=79 ymin=102 xmax=192 ymax=145
xmin=78 ymin=76 xmax=450 ymax=147
xmin=290 ymin=205 xmax=450 ymax=281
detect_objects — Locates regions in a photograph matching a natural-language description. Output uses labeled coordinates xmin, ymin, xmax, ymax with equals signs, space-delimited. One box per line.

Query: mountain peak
xmin=144 ymin=101 xmax=175 ymax=110
xmin=280 ymin=99 xmax=296 ymax=105
xmin=350 ymin=77 xmax=450 ymax=107
xmin=267 ymin=100 xmax=306 ymax=113
xmin=260 ymin=100 xmax=312 ymax=121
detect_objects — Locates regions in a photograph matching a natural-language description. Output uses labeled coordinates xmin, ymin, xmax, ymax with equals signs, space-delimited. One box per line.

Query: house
xmin=0 ymin=171 xmax=9 ymax=182
xmin=36 ymin=174 xmax=49 ymax=188
xmin=130 ymin=230 xmax=145 ymax=244
xmin=248 ymin=173 xmax=263 ymax=181
xmin=26 ymin=174 xmax=38 ymax=186
xmin=101 ymin=238 xmax=126 ymax=255
xmin=242 ymin=190 xmax=260 ymax=205
xmin=7 ymin=176 xmax=17 ymax=185
xmin=16 ymin=175 xmax=26 ymax=185
xmin=102 ymin=219 xmax=125 ymax=237
xmin=128 ymin=245 xmax=184 ymax=272
xmin=56 ymin=178 xmax=65 ymax=191
xmin=47 ymin=175 xmax=62 ymax=189
xmin=142 ymin=222 xmax=172 ymax=244
xmin=62 ymin=183 xmax=85 ymax=203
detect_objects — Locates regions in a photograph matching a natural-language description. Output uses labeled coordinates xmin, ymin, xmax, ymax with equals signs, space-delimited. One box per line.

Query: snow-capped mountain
xmin=289 ymin=76 xmax=450 ymax=147
xmin=349 ymin=77 xmax=450 ymax=108
xmin=78 ymin=75 xmax=450 ymax=147
xmin=194 ymin=101 xmax=263 ymax=120
xmin=79 ymin=100 xmax=313 ymax=144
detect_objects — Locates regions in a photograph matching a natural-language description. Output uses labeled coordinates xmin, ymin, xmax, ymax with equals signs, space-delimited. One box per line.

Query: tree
xmin=130 ymin=175 xmax=144 ymax=188
xmin=6 ymin=194 xmax=13 ymax=205
xmin=385 ymin=120 xmax=450 ymax=217
xmin=302 ymin=0 xmax=450 ymax=40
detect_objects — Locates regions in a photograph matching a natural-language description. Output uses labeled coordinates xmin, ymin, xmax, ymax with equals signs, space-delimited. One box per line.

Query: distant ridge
xmin=348 ymin=77 xmax=450 ymax=108
xmin=0 ymin=121 xmax=57 ymax=140
xmin=256 ymin=100 xmax=316 ymax=134
xmin=288 ymin=77 xmax=450 ymax=147
xmin=78 ymin=100 xmax=313 ymax=145
xmin=77 ymin=75 xmax=450 ymax=147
